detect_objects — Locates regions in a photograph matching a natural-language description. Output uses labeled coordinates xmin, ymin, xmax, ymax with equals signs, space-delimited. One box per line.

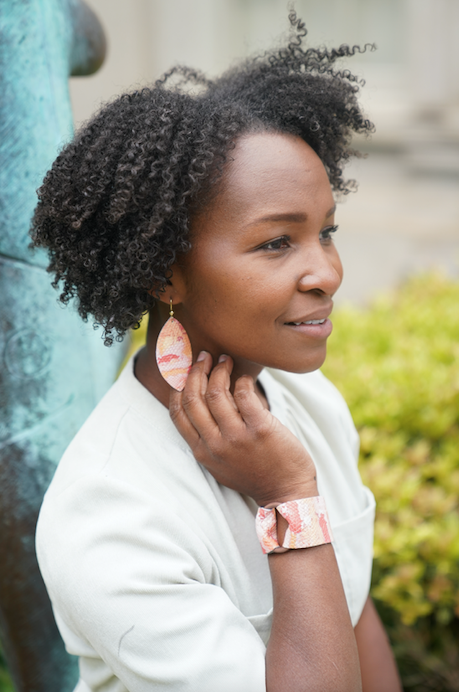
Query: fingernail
xmin=218 ymin=354 xmax=228 ymax=363
xmin=197 ymin=351 xmax=207 ymax=362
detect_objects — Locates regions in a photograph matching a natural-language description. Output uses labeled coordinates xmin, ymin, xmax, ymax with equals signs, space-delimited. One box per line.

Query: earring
xmin=155 ymin=299 xmax=192 ymax=391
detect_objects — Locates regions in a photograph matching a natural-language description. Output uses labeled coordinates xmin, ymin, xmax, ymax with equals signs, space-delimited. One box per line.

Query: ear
xmin=150 ymin=262 xmax=187 ymax=306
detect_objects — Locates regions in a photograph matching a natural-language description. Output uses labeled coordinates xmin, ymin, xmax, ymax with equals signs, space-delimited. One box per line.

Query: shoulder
xmin=36 ymin=353 xmax=209 ymax=586
xmin=43 ymin=353 xmax=188 ymax=493
xmin=264 ymin=368 xmax=360 ymax=457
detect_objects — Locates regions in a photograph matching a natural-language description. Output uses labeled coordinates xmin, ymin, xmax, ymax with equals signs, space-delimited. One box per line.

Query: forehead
xmin=193 ymin=132 xmax=334 ymax=236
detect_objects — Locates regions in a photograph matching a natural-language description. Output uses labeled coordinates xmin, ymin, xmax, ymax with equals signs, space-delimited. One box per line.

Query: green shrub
xmin=322 ymin=272 xmax=459 ymax=691
xmin=0 ymin=643 xmax=13 ymax=692
xmin=122 ymin=318 xmax=148 ymax=371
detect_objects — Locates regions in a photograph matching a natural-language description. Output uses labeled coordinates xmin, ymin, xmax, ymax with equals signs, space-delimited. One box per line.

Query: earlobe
xmin=153 ymin=287 xmax=177 ymax=305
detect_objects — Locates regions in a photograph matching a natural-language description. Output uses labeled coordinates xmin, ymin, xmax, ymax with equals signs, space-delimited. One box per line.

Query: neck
xmin=134 ymin=304 xmax=266 ymax=409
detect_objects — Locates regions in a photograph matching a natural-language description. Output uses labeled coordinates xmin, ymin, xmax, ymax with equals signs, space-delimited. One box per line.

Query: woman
xmin=33 ymin=14 xmax=401 ymax=692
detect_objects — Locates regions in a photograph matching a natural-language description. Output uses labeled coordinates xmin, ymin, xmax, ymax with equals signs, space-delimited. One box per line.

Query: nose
xmin=297 ymin=243 xmax=343 ymax=297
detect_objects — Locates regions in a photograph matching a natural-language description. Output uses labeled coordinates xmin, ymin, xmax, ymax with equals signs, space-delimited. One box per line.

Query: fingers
xmin=233 ymin=375 xmax=271 ymax=429
xmin=169 ymin=387 xmax=200 ymax=447
xmin=174 ymin=352 xmax=220 ymax=440
xmin=170 ymin=350 xmax=269 ymax=451
xmin=205 ymin=356 xmax=244 ymax=434
xmin=169 ymin=351 xmax=213 ymax=445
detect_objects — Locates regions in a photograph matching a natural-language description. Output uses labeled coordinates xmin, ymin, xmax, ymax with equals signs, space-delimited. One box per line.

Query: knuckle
xmin=225 ymin=434 xmax=243 ymax=451
xmin=206 ymin=434 xmax=223 ymax=457
xmin=168 ymin=400 xmax=182 ymax=422
xmin=252 ymin=417 xmax=275 ymax=440
xmin=205 ymin=386 xmax=223 ymax=405
xmin=251 ymin=424 xmax=269 ymax=441
xmin=192 ymin=445 xmax=207 ymax=465
xmin=234 ymin=387 xmax=251 ymax=404
xmin=194 ymin=438 xmax=220 ymax=466
xmin=181 ymin=391 xmax=200 ymax=409
xmin=189 ymin=362 xmax=203 ymax=376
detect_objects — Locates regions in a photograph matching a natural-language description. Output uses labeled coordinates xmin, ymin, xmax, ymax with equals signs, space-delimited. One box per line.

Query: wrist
xmin=259 ymin=481 xmax=319 ymax=509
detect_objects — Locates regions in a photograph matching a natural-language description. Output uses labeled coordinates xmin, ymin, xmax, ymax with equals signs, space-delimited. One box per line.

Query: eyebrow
xmin=246 ymin=205 xmax=336 ymax=228
xmin=246 ymin=212 xmax=307 ymax=227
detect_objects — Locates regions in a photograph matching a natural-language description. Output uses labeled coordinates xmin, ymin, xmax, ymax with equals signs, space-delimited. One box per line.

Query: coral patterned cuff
xmin=255 ymin=496 xmax=333 ymax=554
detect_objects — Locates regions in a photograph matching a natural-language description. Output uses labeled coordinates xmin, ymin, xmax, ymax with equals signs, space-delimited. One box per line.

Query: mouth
xmin=284 ymin=304 xmax=333 ymax=327
xmin=286 ymin=318 xmax=327 ymax=326
xmin=284 ymin=310 xmax=333 ymax=339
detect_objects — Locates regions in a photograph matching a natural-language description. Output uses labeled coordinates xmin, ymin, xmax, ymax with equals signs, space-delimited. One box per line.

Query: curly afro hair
xmin=31 ymin=12 xmax=374 ymax=345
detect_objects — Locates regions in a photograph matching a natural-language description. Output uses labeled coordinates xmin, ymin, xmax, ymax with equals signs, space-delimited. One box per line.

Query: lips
xmin=284 ymin=305 xmax=333 ymax=326
xmin=284 ymin=317 xmax=333 ymax=340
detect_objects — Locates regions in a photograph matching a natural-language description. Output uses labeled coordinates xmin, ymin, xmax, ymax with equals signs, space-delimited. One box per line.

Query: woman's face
xmin=170 ymin=131 xmax=343 ymax=375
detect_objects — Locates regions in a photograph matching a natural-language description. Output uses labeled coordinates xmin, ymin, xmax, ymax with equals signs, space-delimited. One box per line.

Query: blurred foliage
xmin=118 ymin=317 xmax=148 ymax=375
xmin=0 ymin=643 xmax=13 ymax=692
xmin=322 ymin=271 xmax=459 ymax=691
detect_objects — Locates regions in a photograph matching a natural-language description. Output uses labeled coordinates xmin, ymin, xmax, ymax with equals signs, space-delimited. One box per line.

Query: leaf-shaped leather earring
xmin=155 ymin=299 xmax=192 ymax=391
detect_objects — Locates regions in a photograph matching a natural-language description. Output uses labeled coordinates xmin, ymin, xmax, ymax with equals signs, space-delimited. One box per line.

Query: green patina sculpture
xmin=0 ymin=2 xmax=126 ymax=690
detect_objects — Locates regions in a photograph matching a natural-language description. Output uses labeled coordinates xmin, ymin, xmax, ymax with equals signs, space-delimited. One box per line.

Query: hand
xmin=169 ymin=352 xmax=318 ymax=507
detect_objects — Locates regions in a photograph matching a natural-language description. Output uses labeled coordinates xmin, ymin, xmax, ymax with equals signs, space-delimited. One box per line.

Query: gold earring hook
xmin=169 ymin=298 xmax=174 ymax=318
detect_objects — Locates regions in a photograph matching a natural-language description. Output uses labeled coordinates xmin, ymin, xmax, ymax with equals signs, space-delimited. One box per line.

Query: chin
xmin=266 ymin=345 xmax=328 ymax=374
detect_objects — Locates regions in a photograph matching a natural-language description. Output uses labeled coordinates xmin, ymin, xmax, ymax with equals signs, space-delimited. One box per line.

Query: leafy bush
xmin=0 ymin=643 xmax=13 ymax=692
xmin=121 ymin=319 xmax=148 ymax=370
xmin=322 ymin=272 xmax=459 ymax=691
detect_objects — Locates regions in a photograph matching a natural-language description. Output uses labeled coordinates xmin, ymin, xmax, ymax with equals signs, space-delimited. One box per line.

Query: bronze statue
xmin=0 ymin=2 xmax=126 ymax=690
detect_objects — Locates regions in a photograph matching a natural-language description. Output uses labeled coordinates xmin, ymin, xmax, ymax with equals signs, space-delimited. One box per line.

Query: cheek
xmin=184 ymin=259 xmax=241 ymax=317
xmin=185 ymin=257 xmax=280 ymax=328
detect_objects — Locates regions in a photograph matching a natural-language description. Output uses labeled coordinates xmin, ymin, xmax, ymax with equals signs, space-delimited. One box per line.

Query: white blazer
xmin=36 ymin=356 xmax=375 ymax=692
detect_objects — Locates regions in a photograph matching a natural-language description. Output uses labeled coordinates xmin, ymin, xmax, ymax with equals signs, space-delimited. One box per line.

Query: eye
xmin=319 ymin=224 xmax=338 ymax=244
xmin=259 ymin=235 xmax=291 ymax=251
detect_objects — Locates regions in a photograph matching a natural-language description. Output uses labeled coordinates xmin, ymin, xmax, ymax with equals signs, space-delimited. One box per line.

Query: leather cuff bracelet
xmin=255 ymin=496 xmax=333 ymax=554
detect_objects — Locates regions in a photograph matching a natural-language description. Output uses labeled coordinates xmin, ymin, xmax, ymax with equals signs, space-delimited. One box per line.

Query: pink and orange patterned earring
xmin=155 ymin=298 xmax=192 ymax=391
